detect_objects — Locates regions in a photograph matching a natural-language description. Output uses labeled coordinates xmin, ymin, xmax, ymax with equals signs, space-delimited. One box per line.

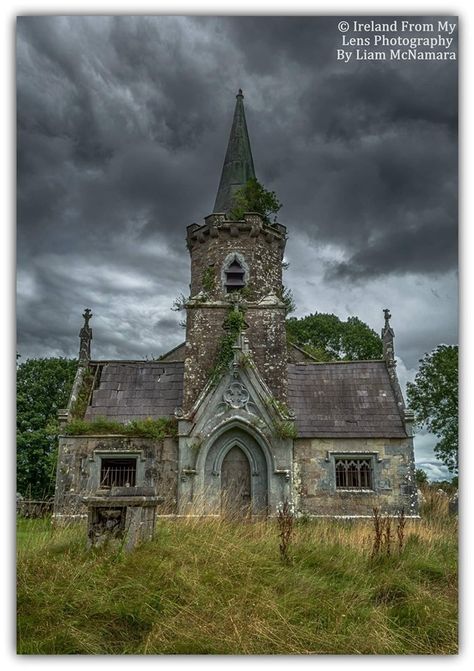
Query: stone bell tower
xmin=183 ymin=90 xmax=288 ymax=412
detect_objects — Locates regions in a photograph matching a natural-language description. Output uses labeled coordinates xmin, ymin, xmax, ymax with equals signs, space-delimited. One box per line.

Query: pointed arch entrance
xmin=221 ymin=446 xmax=251 ymax=517
xmin=201 ymin=426 xmax=269 ymax=517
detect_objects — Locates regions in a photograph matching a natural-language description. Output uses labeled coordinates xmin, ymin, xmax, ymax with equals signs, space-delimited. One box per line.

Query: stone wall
xmin=53 ymin=435 xmax=178 ymax=519
xmin=183 ymin=303 xmax=287 ymax=411
xmin=187 ymin=214 xmax=286 ymax=300
xmin=293 ymin=437 xmax=417 ymax=516
xmin=183 ymin=213 xmax=288 ymax=410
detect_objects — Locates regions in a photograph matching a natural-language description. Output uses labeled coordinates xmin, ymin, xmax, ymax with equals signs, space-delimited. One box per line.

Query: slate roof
xmin=83 ymin=359 xmax=406 ymax=438
xmin=85 ymin=361 xmax=183 ymax=423
xmin=287 ymin=361 xmax=407 ymax=438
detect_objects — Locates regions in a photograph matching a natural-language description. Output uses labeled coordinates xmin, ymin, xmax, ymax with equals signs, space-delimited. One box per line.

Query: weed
xmin=70 ymin=366 xmax=95 ymax=419
xmin=274 ymin=420 xmax=298 ymax=440
xmin=202 ymin=266 xmax=216 ymax=294
xmin=209 ymin=306 xmax=246 ymax=383
xmin=397 ymin=508 xmax=407 ymax=553
xmin=63 ymin=416 xmax=178 ymax=439
xmin=371 ymin=507 xmax=383 ymax=558
xmin=277 ymin=500 xmax=294 ymax=563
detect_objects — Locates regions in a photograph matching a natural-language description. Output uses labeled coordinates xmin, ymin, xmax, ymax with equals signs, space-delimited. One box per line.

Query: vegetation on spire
xmin=229 ymin=178 xmax=282 ymax=224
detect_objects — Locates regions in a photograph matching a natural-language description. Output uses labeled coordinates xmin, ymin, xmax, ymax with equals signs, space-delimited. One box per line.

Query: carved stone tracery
xmin=223 ymin=381 xmax=250 ymax=409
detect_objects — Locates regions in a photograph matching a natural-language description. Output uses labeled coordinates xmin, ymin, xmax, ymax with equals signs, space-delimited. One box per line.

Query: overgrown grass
xmin=17 ymin=515 xmax=457 ymax=655
xmin=63 ymin=417 xmax=177 ymax=439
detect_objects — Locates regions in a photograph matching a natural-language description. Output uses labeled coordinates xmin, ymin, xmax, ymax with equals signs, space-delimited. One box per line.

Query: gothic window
xmin=100 ymin=457 xmax=137 ymax=488
xmin=335 ymin=457 xmax=373 ymax=490
xmin=225 ymin=258 xmax=246 ymax=293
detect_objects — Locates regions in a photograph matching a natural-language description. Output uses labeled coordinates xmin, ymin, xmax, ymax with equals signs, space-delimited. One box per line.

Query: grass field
xmin=17 ymin=507 xmax=457 ymax=655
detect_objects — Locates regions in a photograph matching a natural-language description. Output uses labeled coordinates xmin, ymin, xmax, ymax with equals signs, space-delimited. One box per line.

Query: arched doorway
xmin=221 ymin=445 xmax=251 ymax=517
xmin=201 ymin=426 xmax=269 ymax=517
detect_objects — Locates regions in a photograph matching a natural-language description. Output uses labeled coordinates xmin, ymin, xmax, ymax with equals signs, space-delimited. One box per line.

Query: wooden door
xmin=221 ymin=446 xmax=251 ymax=518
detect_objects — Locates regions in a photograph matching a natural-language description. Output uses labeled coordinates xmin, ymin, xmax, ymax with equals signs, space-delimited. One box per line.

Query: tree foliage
xmin=230 ymin=178 xmax=282 ymax=224
xmin=17 ymin=357 xmax=77 ymax=498
xmin=286 ymin=312 xmax=383 ymax=361
xmin=415 ymin=468 xmax=429 ymax=486
xmin=407 ymin=345 xmax=458 ymax=473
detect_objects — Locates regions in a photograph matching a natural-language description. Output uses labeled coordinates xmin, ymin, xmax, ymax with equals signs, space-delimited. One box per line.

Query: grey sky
xmin=16 ymin=15 xmax=458 ymax=480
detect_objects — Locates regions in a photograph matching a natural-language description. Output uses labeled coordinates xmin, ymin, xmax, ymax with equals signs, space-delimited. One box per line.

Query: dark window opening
xmin=225 ymin=259 xmax=245 ymax=293
xmin=100 ymin=458 xmax=137 ymax=488
xmin=335 ymin=457 xmax=373 ymax=489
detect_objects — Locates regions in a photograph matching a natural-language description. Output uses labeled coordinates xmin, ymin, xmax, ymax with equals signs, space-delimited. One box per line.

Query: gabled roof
xmin=287 ymin=361 xmax=407 ymax=438
xmin=85 ymin=361 xmax=183 ymax=423
xmin=82 ymin=359 xmax=407 ymax=439
xmin=213 ymin=89 xmax=256 ymax=214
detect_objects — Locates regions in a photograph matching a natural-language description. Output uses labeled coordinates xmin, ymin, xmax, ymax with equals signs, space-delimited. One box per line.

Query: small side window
xmin=100 ymin=458 xmax=137 ymax=488
xmin=335 ymin=457 xmax=373 ymax=490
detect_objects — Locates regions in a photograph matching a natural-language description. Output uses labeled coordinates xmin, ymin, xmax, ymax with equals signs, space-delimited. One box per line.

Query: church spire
xmin=213 ymin=89 xmax=256 ymax=214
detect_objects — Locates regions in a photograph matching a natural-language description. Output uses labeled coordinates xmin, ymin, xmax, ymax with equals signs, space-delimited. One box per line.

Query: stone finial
xmin=381 ymin=308 xmax=395 ymax=368
xmin=79 ymin=308 xmax=93 ymax=364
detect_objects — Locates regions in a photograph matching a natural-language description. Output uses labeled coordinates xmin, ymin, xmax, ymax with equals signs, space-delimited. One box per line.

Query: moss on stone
xmin=64 ymin=416 xmax=178 ymax=439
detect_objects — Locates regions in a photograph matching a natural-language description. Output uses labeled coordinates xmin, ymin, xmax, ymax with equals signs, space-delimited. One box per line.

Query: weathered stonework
xmin=53 ymin=435 xmax=178 ymax=519
xmin=183 ymin=213 xmax=288 ymax=410
xmin=293 ymin=437 xmax=417 ymax=516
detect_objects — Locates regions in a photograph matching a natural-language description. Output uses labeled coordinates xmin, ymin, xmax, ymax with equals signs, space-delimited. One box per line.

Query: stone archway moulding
xmin=195 ymin=418 xmax=275 ymax=476
xmin=211 ymin=436 xmax=260 ymax=477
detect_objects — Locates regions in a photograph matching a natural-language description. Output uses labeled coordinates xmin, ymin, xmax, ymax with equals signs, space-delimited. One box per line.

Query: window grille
xmin=100 ymin=458 xmax=137 ymax=488
xmin=225 ymin=259 xmax=245 ymax=293
xmin=335 ymin=457 xmax=373 ymax=489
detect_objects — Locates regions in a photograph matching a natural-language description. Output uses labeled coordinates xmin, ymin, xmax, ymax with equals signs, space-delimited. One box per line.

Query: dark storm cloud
xmin=17 ymin=15 xmax=458 ymax=365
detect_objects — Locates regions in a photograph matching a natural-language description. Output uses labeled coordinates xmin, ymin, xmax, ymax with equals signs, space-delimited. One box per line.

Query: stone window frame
xmin=87 ymin=450 xmax=147 ymax=490
xmin=100 ymin=457 xmax=137 ymax=488
xmin=327 ymin=451 xmax=382 ymax=494
xmin=221 ymin=252 xmax=249 ymax=293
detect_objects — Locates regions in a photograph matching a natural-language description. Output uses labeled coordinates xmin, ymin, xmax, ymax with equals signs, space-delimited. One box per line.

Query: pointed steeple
xmin=213 ymin=89 xmax=256 ymax=214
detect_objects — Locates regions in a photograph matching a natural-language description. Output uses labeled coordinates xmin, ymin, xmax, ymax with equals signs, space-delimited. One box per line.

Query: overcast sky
xmin=16 ymin=15 xmax=458 ymax=480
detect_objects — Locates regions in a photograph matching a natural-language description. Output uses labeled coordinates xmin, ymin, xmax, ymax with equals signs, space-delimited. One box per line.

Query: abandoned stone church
xmin=54 ymin=90 xmax=417 ymax=520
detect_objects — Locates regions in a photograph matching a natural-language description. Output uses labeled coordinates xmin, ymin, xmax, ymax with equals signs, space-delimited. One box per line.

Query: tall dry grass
xmin=17 ymin=511 xmax=457 ymax=655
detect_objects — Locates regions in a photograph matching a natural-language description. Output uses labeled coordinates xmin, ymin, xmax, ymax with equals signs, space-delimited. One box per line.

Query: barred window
xmin=335 ymin=457 xmax=373 ymax=489
xmin=100 ymin=458 xmax=137 ymax=488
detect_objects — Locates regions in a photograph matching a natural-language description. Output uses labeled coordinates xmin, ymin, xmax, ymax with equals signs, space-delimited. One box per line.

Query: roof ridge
xmin=288 ymin=359 xmax=385 ymax=366
xmin=90 ymin=359 xmax=184 ymax=365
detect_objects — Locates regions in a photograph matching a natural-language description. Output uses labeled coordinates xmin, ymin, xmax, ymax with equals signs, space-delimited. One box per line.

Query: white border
xmin=3 ymin=2 xmax=470 ymax=669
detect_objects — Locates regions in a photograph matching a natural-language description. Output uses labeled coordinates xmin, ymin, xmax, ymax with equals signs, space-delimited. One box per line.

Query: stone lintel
xmin=82 ymin=496 xmax=163 ymax=507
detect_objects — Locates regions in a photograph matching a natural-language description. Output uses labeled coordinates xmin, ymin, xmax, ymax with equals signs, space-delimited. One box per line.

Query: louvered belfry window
xmin=100 ymin=458 xmax=137 ymax=488
xmin=225 ymin=259 xmax=245 ymax=293
xmin=335 ymin=457 xmax=373 ymax=489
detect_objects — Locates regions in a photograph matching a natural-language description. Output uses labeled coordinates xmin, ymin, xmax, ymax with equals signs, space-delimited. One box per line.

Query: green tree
xmin=286 ymin=312 xmax=383 ymax=361
xmin=415 ymin=468 xmax=429 ymax=486
xmin=230 ymin=178 xmax=282 ymax=224
xmin=17 ymin=357 xmax=77 ymax=498
xmin=407 ymin=345 xmax=458 ymax=473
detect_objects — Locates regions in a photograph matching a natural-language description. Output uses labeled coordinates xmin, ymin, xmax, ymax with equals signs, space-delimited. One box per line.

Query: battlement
xmin=186 ymin=212 xmax=287 ymax=251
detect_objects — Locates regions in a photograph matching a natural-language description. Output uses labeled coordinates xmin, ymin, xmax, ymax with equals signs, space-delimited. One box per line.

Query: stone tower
xmin=183 ymin=90 xmax=288 ymax=412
